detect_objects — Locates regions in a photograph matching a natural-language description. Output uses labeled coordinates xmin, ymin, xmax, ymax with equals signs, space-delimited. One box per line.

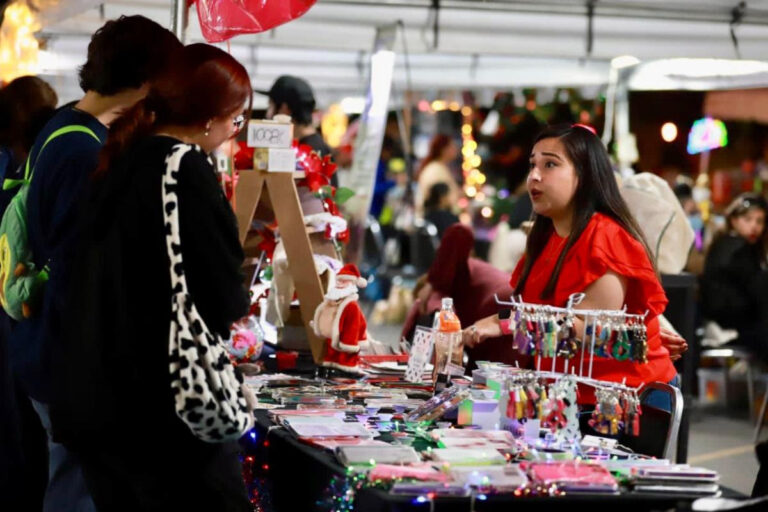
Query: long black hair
xmin=514 ymin=124 xmax=655 ymax=299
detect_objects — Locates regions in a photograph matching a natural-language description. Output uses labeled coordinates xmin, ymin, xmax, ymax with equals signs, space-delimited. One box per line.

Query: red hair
xmin=97 ymin=43 xmax=252 ymax=175
xmin=417 ymin=133 xmax=453 ymax=178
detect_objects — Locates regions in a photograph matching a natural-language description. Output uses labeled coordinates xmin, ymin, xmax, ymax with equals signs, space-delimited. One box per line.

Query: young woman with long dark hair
xmin=52 ymin=44 xmax=253 ymax=511
xmin=701 ymin=193 xmax=768 ymax=362
xmin=463 ymin=125 xmax=677 ymax=407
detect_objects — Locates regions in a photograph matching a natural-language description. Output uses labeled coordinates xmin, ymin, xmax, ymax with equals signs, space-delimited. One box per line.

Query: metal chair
xmin=753 ymin=376 xmax=768 ymax=443
xmin=622 ymin=382 xmax=683 ymax=461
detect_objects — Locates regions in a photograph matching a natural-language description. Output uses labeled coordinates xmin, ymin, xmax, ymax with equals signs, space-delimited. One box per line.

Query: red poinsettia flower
xmin=256 ymin=228 xmax=277 ymax=260
xmin=294 ymin=140 xmax=337 ymax=192
xmin=322 ymin=197 xmax=339 ymax=216
xmin=320 ymin=154 xmax=337 ymax=180
xmin=234 ymin=141 xmax=254 ymax=170
xmin=304 ymin=172 xmax=326 ymax=193
xmin=336 ymin=228 xmax=350 ymax=243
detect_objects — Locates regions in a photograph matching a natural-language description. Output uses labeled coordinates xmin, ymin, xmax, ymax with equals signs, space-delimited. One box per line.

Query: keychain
xmin=525 ymin=384 xmax=539 ymax=419
xmin=631 ymin=321 xmax=648 ymax=363
xmin=506 ymin=386 xmax=517 ymax=419
xmin=514 ymin=313 xmax=529 ymax=354
xmin=612 ymin=324 xmax=632 ymax=361
xmin=544 ymin=315 xmax=557 ymax=358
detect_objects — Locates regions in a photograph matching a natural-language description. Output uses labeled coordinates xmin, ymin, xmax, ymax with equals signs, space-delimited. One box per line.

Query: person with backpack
xmin=56 ymin=43 xmax=253 ymax=511
xmin=3 ymin=16 xmax=181 ymax=512
xmin=0 ymin=75 xmax=58 ymax=512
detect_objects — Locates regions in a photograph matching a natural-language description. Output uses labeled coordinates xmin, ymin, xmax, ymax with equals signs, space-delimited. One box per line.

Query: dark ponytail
xmin=94 ymin=99 xmax=154 ymax=177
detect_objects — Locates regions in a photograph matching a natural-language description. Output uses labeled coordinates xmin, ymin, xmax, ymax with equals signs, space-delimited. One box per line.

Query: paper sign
xmin=267 ymin=148 xmax=297 ymax=172
xmin=405 ymin=327 xmax=433 ymax=382
xmin=215 ymin=154 xmax=229 ymax=172
xmin=247 ymin=120 xmax=293 ymax=148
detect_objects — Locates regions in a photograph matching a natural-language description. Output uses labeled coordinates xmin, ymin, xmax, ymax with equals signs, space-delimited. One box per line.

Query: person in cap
xmin=311 ymin=263 xmax=369 ymax=373
xmin=263 ymin=75 xmax=337 ymax=187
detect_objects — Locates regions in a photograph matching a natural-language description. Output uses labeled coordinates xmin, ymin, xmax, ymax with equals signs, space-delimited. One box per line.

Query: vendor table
xmin=252 ymin=411 xmax=744 ymax=512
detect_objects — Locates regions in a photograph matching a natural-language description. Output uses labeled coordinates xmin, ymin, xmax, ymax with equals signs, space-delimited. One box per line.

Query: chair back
xmin=622 ymin=382 xmax=683 ymax=461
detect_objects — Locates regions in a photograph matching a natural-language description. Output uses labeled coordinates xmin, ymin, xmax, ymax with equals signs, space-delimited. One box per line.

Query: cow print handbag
xmin=162 ymin=144 xmax=253 ymax=442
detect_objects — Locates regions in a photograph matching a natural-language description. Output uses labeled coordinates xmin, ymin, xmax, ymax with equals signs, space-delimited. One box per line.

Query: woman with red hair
xmin=416 ymin=134 xmax=461 ymax=215
xmin=54 ymin=44 xmax=253 ymax=511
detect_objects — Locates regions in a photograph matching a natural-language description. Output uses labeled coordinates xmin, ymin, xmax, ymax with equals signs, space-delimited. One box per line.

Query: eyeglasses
xmin=233 ymin=114 xmax=246 ymax=133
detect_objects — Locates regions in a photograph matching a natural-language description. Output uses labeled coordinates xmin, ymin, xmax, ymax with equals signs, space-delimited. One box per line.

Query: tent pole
xmin=171 ymin=0 xmax=189 ymax=43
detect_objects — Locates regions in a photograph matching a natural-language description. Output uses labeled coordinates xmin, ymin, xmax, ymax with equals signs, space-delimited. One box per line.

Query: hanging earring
xmin=204 ymin=121 xmax=212 ymax=137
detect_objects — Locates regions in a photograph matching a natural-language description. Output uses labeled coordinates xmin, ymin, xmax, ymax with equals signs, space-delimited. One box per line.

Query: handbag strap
xmin=161 ymin=143 xmax=197 ymax=297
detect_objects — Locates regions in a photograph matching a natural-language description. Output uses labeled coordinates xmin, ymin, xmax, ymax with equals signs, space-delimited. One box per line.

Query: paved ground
xmin=688 ymin=407 xmax=760 ymax=496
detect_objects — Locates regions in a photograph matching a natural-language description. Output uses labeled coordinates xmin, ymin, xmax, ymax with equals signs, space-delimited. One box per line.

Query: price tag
xmin=267 ymin=148 xmax=297 ymax=172
xmin=247 ymin=120 xmax=293 ymax=148
xmin=405 ymin=327 xmax=433 ymax=383
xmin=215 ymin=154 xmax=229 ymax=172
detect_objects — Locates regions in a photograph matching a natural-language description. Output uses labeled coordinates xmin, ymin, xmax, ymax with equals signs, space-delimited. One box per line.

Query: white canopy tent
xmin=24 ymin=0 xmax=768 ymax=107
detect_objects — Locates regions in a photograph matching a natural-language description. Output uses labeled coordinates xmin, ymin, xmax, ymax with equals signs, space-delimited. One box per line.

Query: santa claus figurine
xmin=312 ymin=263 xmax=369 ymax=373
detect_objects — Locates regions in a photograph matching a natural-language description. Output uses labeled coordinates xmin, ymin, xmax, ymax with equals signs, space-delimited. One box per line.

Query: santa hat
xmin=336 ymin=263 xmax=367 ymax=288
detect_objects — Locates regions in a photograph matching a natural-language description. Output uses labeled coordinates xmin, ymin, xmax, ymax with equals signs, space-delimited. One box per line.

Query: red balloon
xmin=193 ymin=0 xmax=318 ymax=43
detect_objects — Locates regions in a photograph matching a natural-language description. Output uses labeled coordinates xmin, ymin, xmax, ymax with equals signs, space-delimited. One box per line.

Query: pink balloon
xmin=194 ymin=0 xmax=318 ymax=43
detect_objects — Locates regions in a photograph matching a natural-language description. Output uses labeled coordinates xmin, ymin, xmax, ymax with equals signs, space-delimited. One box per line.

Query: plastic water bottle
xmin=433 ymin=297 xmax=463 ymax=393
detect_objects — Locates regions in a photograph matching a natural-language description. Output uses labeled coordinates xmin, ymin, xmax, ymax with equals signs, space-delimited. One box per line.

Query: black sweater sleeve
xmin=700 ymin=235 xmax=762 ymax=328
xmin=177 ymin=149 xmax=250 ymax=337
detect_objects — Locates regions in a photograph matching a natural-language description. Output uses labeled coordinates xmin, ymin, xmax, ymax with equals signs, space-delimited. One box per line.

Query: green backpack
xmin=0 ymin=125 xmax=100 ymax=320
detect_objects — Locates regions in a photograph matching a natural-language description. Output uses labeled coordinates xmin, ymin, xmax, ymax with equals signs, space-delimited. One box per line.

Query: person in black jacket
xmin=53 ymin=44 xmax=253 ymax=511
xmin=700 ymin=193 xmax=768 ymax=362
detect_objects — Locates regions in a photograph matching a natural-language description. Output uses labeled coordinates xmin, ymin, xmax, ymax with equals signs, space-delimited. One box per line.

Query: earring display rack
xmin=494 ymin=293 xmax=650 ymax=381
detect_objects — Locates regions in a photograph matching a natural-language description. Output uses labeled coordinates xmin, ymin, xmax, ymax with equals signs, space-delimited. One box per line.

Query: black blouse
xmin=52 ymin=135 xmax=251 ymax=510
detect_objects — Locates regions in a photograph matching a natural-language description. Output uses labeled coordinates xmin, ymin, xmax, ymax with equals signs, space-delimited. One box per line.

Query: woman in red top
xmin=464 ymin=124 xmax=677 ymax=406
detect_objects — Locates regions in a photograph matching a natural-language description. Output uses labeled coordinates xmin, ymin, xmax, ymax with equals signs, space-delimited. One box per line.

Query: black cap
xmin=258 ymin=75 xmax=315 ymax=124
